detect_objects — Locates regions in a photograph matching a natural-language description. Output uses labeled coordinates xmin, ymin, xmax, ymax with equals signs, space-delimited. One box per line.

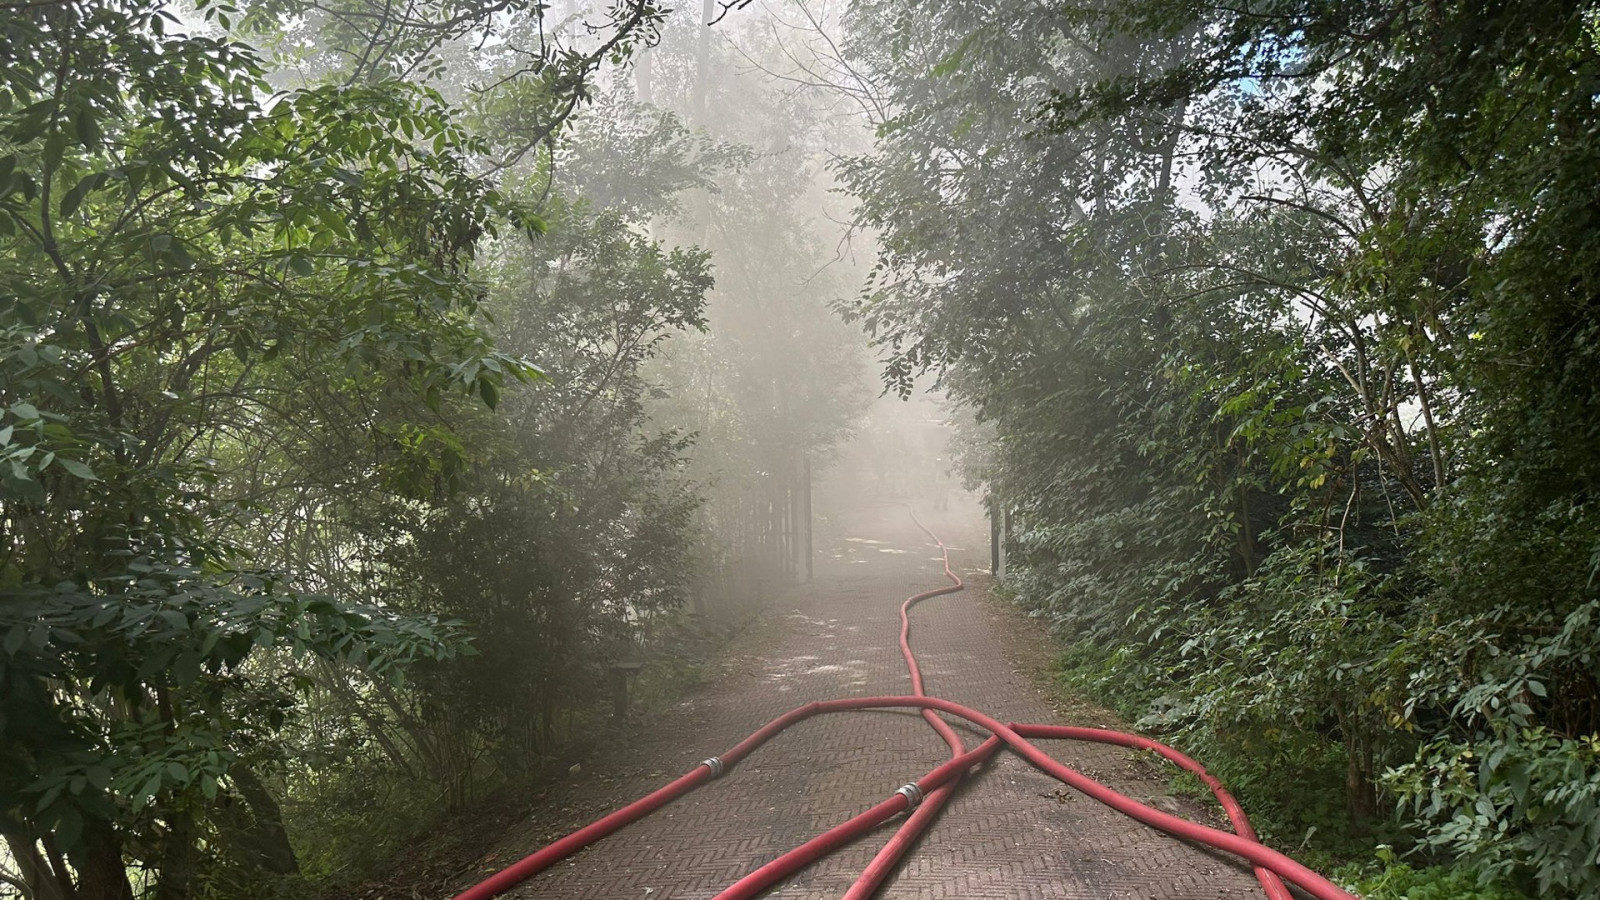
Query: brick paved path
xmin=503 ymin=502 xmax=1267 ymax=899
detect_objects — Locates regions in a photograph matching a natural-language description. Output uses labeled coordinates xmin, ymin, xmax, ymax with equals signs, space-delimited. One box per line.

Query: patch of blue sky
xmin=1232 ymin=26 xmax=1310 ymax=97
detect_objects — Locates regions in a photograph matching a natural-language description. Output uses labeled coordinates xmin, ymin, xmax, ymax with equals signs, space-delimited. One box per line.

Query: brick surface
xmin=503 ymin=503 xmax=1267 ymax=899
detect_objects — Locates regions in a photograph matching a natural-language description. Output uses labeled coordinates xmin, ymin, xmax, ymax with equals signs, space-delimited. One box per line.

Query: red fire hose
xmin=842 ymin=509 xmax=970 ymax=900
xmin=449 ymin=512 xmax=1348 ymax=900
xmin=709 ymin=735 xmax=1005 ymax=900
xmin=842 ymin=509 xmax=1290 ymax=900
xmin=1014 ymin=724 xmax=1291 ymax=900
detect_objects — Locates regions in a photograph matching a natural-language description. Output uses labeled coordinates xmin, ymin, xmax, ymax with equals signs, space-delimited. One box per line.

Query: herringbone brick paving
xmin=504 ymin=502 xmax=1268 ymax=899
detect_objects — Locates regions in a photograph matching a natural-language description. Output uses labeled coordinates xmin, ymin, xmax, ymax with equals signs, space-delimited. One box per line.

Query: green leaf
xmin=57 ymin=458 xmax=98 ymax=481
xmin=1508 ymin=763 xmax=1531 ymax=806
xmin=59 ymin=172 xmax=108 ymax=218
xmin=135 ymin=772 xmax=163 ymax=810
xmin=72 ymin=103 xmax=103 ymax=149
xmin=930 ymin=36 xmax=974 ymax=77
xmin=43 ymin=130 xmax=67 ymax=164
xmin=165 ymin=238 xmax=195 ymax=269
xmin=34 ymin=783 xmax=62 ymax=813
xmin=55 ymin=808 xmax=83 ymax=851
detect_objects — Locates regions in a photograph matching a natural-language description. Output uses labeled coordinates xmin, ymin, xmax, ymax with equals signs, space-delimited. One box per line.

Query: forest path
xmin=487 ymin=500 xmax=1266 ymax=899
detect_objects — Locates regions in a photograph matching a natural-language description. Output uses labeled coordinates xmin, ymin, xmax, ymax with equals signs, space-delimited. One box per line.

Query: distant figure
xmin=930 ymin=458 xmax=950 ymax=511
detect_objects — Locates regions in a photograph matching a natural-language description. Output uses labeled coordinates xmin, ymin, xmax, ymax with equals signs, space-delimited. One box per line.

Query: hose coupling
xmin=700 ymin=757 xmax=725 ymax=778
xmin=895 ymin=783 xmax=924 ymax=809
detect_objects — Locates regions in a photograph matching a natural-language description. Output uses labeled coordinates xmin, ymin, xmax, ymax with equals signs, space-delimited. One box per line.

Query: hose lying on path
xmin=841 ymin=507 xmax=970 ymax=900
xmin=844 ymin=507 xmax=1291 ymax=900
xmin=449 ymin=510 xmax=1342 ymax=900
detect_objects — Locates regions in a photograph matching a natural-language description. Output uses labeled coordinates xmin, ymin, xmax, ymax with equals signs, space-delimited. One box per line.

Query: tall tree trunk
xmin=695 ymin=0 xmax=714 ymax=125
xmin=67 ymin=815 xmax=134 ymax=900
xmin=152 ymin=810 xmax=198 ymax=900
xmin=1339 ymin=708 xmax=1377 ymax=823
xmin=636 ymin=47 xmax=653 ymax=104
xmin=223 ymin=767 xmax=300 ymax=876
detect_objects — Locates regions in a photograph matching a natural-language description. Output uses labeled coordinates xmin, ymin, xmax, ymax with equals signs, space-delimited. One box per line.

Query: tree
xmin=627 ymin=7 xmax=872 ymax=590
xmin=838 ymin=0 xmax=1600 ymax=890
xmin=0 ymin=2 xmax=528 ymax=895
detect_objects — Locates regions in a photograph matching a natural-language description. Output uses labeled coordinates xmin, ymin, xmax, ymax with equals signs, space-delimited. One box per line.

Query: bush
xmin=1387 ymin=728 xmax=1600 ymax=898
xmin=1335 ymin=849 xmax=1525 ymax=900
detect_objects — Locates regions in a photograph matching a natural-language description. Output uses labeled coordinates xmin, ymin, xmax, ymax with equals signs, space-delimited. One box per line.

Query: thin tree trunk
xmin=1 ymin=826 xmax=71 ymax=900
xmin=1404 ymin=335 xmax=1446 ymax=494
xmin=227 ymin=767 xmax=301 ymax=876
xmin=695 ymin=0 xmax=713 ymax=124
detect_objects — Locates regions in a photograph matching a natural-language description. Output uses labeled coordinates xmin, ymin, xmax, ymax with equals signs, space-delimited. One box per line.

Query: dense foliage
xmin=0 ymin=0 xmax=716 ymax=896
xmin=0 ymin=2 xmax=526 ymax=895
xmin=2 ymin=0 xmax=873 ymax=895
xmin=840 ymin=0 xmax=1600 ymax=894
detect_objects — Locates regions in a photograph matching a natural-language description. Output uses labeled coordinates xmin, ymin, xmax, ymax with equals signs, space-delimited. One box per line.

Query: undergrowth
xmin=1041 ymin=629 xmax=1531 ymax=897
xmin=292 ymin=609 xmax=748 ymax=897
xmin=1334 ymin=848 xmax=1525 ymax=900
